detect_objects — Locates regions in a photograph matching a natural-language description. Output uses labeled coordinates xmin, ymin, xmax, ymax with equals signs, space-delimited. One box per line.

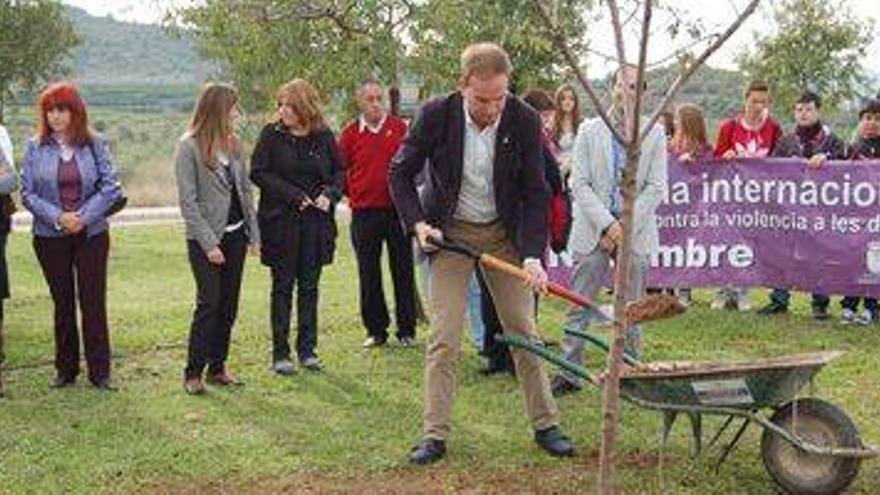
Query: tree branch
xmin=638 ymin=0 xmax=760 ymax=143
xmin=239 ymin=0 xmax=370 ymax=35
xmin=532 ymin=0 xmax=625 ymax=145
xmin=607 ymin=0 xmax=628 ymax=65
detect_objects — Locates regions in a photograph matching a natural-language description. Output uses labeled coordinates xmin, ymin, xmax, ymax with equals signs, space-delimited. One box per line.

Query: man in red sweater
xmin=715 ymin=81 xmax=783 ymax=159
xmin=712 ymin=81 xmax=783 ymax=312
xmin=339 ymin=79 xmax=416 ymax=348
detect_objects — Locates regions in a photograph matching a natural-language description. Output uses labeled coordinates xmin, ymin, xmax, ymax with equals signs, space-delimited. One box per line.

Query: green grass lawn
xmin=1 ymin=223 xmax=879 ymax=493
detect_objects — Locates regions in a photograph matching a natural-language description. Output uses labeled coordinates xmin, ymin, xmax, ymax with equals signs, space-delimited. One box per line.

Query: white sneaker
xmin=362 ymin=336 xmax=387 ymax=348
xmin=855 ymin=309 xmax=875 ymax=326
xmin=840 ymin=308 xmax=857 ymax=325
xmin=710 ymin=297 xmax=727 ymax=310
xmin=736 ymin=298 xmax=752 ymax=312
xmin=272 ymin=360 xmax=295 ymax=376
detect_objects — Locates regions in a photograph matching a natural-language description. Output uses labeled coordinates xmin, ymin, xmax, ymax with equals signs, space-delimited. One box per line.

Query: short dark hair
xmin=744 ymin=81 xmax=770 ymax=98
xmin=522 ymin=88 xmax=555 ymax=112
xmin=796 ymin=91 xmax=821 ymax=109
xmin=859 ymin=99 xmax=880 ymax=119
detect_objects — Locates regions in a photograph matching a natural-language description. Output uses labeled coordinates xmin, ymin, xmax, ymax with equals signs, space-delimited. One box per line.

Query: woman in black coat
xmin=250 ymin=78 xmax=342 ymax=374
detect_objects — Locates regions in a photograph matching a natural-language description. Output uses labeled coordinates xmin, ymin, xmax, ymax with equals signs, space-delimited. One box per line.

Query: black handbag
xmin=89 ymin=142 xmax=128 ymax=217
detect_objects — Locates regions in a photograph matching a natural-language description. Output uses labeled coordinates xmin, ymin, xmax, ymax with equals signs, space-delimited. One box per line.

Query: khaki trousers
xmin=423 ymin=220 xmax=559 ymax=440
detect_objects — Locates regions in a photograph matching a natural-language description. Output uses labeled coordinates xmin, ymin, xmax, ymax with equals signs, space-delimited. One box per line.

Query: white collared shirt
xmin=455 ymin=101 xmax=500 ymax=223
xmin=358 ymin=114 xmax=387 ymax=134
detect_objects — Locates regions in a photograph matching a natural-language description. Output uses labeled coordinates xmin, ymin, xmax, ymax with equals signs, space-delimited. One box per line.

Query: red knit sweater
xmin=338 ymin=115 xmax=407 ymax=210
xmin=714 ymin=112 xmax=783 ymax=158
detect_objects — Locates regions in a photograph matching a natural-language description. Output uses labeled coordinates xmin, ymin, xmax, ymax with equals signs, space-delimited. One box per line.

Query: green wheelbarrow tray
xmin=499 ymin=333 xmax=879 ymax=493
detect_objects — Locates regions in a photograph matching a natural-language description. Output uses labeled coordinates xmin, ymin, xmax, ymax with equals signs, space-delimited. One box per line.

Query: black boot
xmin=535 ymin=426 xmax=575 ymax=457
xmin=408 ymin=438 xmax=446 ymax=465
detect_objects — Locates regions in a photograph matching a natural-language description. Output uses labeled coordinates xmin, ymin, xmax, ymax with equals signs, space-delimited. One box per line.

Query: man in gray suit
xmin=550 ymin=66 xmax=668 ymax=397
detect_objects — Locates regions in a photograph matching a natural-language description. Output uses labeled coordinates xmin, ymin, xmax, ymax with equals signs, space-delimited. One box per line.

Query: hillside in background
xmin=66 ymin=6 xmax=215 ymax=86
xmin=60 ymin=6 xmax=217 ymax=111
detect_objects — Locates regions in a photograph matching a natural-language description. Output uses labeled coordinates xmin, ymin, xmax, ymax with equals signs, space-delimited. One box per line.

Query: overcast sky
xmin=63 ymin=0 xmax=880 ymax=75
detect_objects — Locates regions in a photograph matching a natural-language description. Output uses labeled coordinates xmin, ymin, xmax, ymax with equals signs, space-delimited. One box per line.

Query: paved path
xmin=11 ymin=204 xmax=353 ymax=231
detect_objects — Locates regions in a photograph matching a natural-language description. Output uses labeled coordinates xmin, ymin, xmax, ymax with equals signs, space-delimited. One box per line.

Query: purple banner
xmin=547 ymin=158 xmax=880 ymax=297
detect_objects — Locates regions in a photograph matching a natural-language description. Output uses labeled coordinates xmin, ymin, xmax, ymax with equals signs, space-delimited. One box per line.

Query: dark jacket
xmin=250 ymin=122 xmax=343 ymax=267
xmin=389 ymin=92 xmax=550 ymax=259
xmin=771 ymin=123 xmax=846 ymax=160
xmin=848 ymin=136 xmax=880 ymax=160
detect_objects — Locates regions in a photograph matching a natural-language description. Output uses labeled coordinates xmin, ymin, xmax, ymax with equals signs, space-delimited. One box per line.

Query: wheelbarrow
xmin=430 ymin=237 xmax=879 ymax=494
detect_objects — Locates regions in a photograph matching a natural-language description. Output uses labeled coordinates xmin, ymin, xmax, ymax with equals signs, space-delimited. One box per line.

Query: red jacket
xmin=338 ymin=115 xmax=407 ymax=210
xmin=714 ymin=112 xmax=783 ymax=158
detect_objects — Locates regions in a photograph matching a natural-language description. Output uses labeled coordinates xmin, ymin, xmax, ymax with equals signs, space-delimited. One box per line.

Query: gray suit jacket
xmin=568 ymin=118 xmax=667 ymax=257
xmin=175 ymin=135 xmax=259 ymax=253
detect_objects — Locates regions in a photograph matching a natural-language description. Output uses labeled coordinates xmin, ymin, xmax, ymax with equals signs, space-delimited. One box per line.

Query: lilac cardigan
xmin=21 ymin=136 xmax=122 ymax=238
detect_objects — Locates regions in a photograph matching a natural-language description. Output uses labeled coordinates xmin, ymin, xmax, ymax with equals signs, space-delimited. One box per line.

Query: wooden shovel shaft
xmin=478 ymin=254 xmax=597 ymax=310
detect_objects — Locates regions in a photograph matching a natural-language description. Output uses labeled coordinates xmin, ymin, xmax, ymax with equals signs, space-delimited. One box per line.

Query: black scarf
xmin=795 ymin=121 xmax=825 ymax=157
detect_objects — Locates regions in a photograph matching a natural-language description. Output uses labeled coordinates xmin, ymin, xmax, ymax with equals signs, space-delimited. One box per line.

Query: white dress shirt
xmin=455 ymin=102 xmax=500 ymax=223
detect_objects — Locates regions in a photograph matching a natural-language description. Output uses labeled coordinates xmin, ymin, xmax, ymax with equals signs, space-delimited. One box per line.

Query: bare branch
xmin=646 ymin=32 xmax=722 ymax=69
xmin=607 ymin=0 xmax=627 ymax=65
xmin=235 ymin=0 xmax=370 ymax=36
xmin=532 ymin=0 xmax=625 ymax=145
xmin=619 ymin=1 xmax=640 ymax=29
xmin=638 ymin=0 xmax=760 ymax=143
xmin=630 ymin=0 xmax=653 ymax=146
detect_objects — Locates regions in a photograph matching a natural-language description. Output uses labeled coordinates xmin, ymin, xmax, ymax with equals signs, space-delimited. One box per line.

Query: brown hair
xmin=276 ymin=78 xmax=325 ymax=133
xmin=552 ymin=84 xmax=582 ymax=142
xmin=37 ymin=82 xmax=93 ymax=147
xmin=188 ymin=82 xmax=240 ymax=169
xmin=744 ymin=80 xmax=770 ymax=98
xmin=522 ymin=88 xmax=555 ymax=112
xmin=459 ymin=43 xmax=512 ymax=84
xmin=671 ymin=104 xmax=708 ymax=154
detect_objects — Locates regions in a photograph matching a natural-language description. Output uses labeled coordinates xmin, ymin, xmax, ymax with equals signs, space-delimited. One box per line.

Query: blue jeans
xmin=466 ymin=273 xmax=484 ymax=349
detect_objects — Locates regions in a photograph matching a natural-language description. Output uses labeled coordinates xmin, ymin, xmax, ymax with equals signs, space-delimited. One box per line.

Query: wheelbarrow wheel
xmin=760 ymin=398 xmax=861 ymax=494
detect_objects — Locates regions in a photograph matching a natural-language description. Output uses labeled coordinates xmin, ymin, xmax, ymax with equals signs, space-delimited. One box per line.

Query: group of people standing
xmin=1 ymin=39 xmax=878 ymax=466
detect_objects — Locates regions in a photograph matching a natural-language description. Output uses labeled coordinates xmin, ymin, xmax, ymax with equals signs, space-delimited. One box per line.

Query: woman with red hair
xmin=21 ymin=82 xmax=122 ymax=391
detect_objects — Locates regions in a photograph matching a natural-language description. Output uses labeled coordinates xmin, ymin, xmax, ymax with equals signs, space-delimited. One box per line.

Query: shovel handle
xmin=478 ymin=254 xmax=597 ymax=309
xmin=429 ymin=236 xmax=609 ymax=315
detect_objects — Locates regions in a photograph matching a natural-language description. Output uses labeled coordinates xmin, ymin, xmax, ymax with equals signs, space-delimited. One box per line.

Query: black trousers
xmin=271 ymin=217 xmax=323 ymax=362
xmin=841 ymin=296 xmax=878 ymax=314
xmin=34 ymin=231 xmax=111 ymax=384
xmin=0 ymin=231 xmax=7 ymax=367
xmin=185 ymin=228 xmax=247 ymax=379
xmin=478 ymin=269 xmax=515 ymax=372
xmin=350 ymin=208 xmax=416 ymax=341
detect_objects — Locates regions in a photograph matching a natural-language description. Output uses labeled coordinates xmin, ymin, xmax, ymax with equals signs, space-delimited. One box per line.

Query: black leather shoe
xmin=50 ymin=376 xmax=76 ymax=388
xmin=535 ymin=426 xmax=575 ymax=457
xmin=812 ymin=306 xmax=830 ymax=321
xmin=757 ymin=302 xmax=788 ymax=316
xmin=92 ymin=378 xmax=118 ymax=392
xmin=550 ymin=375 xmax=581 ymax=397
xmin=408 ymin=439 xmax=446 ymax=465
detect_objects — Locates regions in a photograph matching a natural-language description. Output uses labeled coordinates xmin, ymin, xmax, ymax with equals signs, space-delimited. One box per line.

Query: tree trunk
xmin=598 ymin=145 xmax=641 ymax=494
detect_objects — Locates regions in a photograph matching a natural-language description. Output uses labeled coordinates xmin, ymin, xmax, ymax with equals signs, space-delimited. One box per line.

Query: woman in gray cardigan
xmin=175 ymin=83 xmax=259 ymax=395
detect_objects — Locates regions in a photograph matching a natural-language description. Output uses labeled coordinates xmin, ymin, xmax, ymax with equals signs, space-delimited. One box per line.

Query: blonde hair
xmin=459 ymin=43 xmax=512 ymax=84
xmin=276 ymin=78 xmax=325 ymax=132
xmin=671 ymin=104 xmax=708 ymax=154
xmin=188 ymin=82 xmax=240 ymax=169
